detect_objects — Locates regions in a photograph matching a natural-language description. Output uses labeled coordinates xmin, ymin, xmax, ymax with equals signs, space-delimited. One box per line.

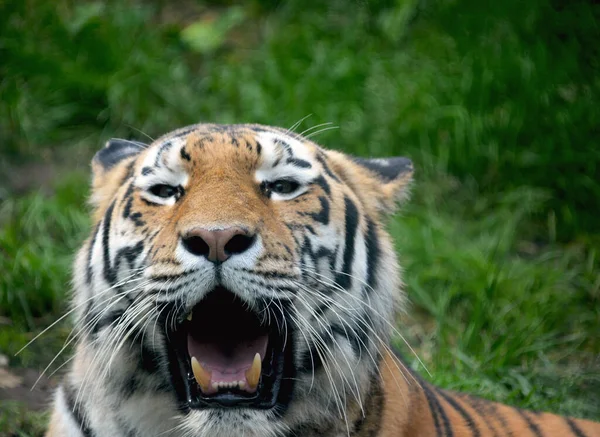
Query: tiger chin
xmin=47 ymin=123 xmax=599 ymax=437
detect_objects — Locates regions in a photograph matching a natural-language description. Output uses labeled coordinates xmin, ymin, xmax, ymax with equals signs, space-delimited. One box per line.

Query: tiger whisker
xmin=302 ymin=267 xmax=430 ymax=378
xmin=289 ymin=311 xmax=347 ymax=421
xmin=289 ymin=300 xmax=356 ymax=424
xmin=288 ymin=114 xmax=313 ymax=134
xmin=16 ymin=269 xmax=146 ymax=356
xmin=293 ymin=276 xmax=414 ymax=406
xmin=304 ymin=125 xmax=340 ymax=139
xmin=307 ymin=274 xmax=421 ymax=390
xmin=293 ymin=288 xmax=367 ymax=417
xmin=32 ymin=287 xmax=142 ymax=390
xmin=74 ymin=285 xmax=153 ymax=403
xmin=297 ymin=267 xmax=419 ymax=392
xmin=299 ymin=122 xmax=335 ymax=137
xmin=124 ymin=125 xmax=155 ymax=143
xmin=28 ymin=274 xmax=149 ymax=390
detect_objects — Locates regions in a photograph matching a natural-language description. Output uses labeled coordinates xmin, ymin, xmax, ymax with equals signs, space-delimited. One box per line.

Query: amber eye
xmin=270 ymin=180 xmax=300 ymax=195
xmin=149 ymin=184 xmax=180 ymax=198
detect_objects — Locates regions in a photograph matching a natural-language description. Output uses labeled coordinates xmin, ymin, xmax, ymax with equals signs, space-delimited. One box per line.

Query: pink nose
xmin=181 ymin=227 xmax=255 ymax=263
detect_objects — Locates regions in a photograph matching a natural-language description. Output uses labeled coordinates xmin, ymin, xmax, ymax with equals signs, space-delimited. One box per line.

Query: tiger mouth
xmin=166 ymin=287 xmax=293 ymax=410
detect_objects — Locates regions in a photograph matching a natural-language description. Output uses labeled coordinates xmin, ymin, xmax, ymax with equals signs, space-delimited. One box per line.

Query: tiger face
xmin=72 ymin=124 xmax=412 ymax=436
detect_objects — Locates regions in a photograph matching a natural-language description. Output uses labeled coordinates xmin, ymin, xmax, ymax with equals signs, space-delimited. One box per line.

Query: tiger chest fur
xmin=47 ymin=124 xmax=600 ymax=437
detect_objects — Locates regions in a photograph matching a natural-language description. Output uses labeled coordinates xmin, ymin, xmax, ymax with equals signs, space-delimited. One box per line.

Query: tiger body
xmin=47 ymin=124 xmax=599 ymax=437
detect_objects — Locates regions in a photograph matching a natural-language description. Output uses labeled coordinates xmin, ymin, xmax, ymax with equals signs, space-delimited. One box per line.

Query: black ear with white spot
xmin=93 ymin=138 xmax=147 ymax=170
xmin=352 ymin=156 xmax=413 ymax=182
xmin=352 ymin=155 xmax=414 ymax=213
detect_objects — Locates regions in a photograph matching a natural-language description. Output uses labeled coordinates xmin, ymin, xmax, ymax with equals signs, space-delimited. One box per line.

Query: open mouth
xmin=166 ymin=287 xmax=293 ymax=410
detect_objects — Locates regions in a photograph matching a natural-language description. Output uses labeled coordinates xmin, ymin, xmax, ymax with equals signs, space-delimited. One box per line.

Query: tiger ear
xmin=90 ymin=139 xmax=147 ymax=212
xmin=93 ymin=138 xmax=147 ymax=172
xmin=327 ymin=151 xmax=414 ymax=215
xmin=351 ymin=157 xmax=414 ymax=185
xmin=352 ymin=156 xmax=414 ymax=213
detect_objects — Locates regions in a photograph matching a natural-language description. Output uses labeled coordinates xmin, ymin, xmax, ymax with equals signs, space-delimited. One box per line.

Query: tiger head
xmin=74 ymin=124 xmax=413 ymax=436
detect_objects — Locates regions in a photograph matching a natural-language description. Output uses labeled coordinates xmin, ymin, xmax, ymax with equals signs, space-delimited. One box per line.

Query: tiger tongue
xmin=187 ymin=333 xmax=268 ymax=394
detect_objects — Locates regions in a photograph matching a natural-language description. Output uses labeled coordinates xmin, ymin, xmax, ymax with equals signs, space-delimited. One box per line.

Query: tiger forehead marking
xmin=128 ymin=127 xmax=334 ymax=285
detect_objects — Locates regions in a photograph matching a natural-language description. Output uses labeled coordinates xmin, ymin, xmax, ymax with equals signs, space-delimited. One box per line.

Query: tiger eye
xmin=149 ymin=184 xmax=178 ymax=198
xmin=270 ymin=180 xmax=299 ymax=195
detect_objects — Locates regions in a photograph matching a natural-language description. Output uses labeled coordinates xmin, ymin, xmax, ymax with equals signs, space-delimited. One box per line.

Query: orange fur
xmin=376 ymin=350 xmax=600 ymax=436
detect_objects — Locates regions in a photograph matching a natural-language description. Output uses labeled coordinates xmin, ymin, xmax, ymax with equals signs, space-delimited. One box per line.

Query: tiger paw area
xmin=0 ymin=0 xmax=598 ymax=435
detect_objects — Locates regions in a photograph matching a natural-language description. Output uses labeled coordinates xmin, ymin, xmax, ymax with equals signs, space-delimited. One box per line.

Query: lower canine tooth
xmin=191 ymin=357 xmax=211 ymax=392
xmin=245 ymin=353 xmax=261 ymax=390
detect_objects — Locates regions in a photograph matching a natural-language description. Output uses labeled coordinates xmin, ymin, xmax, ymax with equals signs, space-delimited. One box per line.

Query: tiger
xmin=46 ymin=123 xmax=600 ymax=437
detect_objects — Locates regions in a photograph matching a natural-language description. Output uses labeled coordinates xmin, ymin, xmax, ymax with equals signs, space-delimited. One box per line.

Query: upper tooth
xmin=191 ymin=357 xmax=211 ymax=392
xmin=186 ymin=313 xmax=192 ymax=321
xmin=245 ymin=353 xmax=261 ymax=390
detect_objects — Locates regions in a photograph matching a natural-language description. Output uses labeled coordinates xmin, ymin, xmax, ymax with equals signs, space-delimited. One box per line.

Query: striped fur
xmin=47 ymin=123 xmax=600 ymax=437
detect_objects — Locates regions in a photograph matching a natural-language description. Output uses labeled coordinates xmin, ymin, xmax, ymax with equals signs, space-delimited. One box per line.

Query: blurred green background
xmin=0 ymin=0 xmax=599 ymax=434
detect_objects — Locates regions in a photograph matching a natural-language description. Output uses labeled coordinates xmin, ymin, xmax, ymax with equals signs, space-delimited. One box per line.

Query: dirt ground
xmin=0 ymin=354 xmax=56 ymax=411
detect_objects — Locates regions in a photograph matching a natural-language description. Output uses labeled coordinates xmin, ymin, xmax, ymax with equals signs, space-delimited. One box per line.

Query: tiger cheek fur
xmin=47 ymin=124 xmax=600 ymax=437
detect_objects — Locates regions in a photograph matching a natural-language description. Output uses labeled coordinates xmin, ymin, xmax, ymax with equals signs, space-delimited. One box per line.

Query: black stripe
xmin=331 ymin=322 xmax=367 ymax=357
xmin=121 ymin=160 xmax=136 ymax=186
xmin=115 ymin=241 xmax=145 ymax=272
xmin=149 ymin=268 xmax=200 ymax=283
xmin=423 ymin=384 xmax=453 ymax=437
xmin=121 ymin=181 xmax=135 ymax=218
xmin=86 ymin=222 xmax=101 ymax=284
xmin=313 ymin=175 xmax=331 ymax=196
xmin=461 ymin=395 xmax=500 ymax=437
xmin=334 ymin=196 xmax=359 ymax=290
xmin=473 ymin=398 xmax=512 ymax=437
xmin=139 ymin=338 xmax=161 ymax=374
xmin=256 ymin=141 xmax=262 ymax=155
xmin=283 ymin=423 xmax=334 ymax=436
xmin=154 ymin=141 xmax=172 ymax=167
xmin=122 ymin=196 xmax=133 ymax=219
xmin=438 ymin=389 xmax=481 ymax=437
xmin=102 ymin=200 xmax=117 ymax=285
xmin=297 ymin=340 xmax=326 ymax=374
xmin=89 ymin=308 xmax=123 ymax=337
xmin=129 ymin=212 xmax=145 ymax=227
xmin=352 ymin=374 xmax=383 ymax=436
xmin=180 ymin=146 xmax=191 ymax=161
xmin=274 ymin=138 xmax=293 ymax=157
xmin=422 ymin=385 xmax=443 ymax=437
xmin=565 ymin=417 xmax=588 ymax=437
xmin=516 ymin=409 xmax=544 ymax=437
xmin=286 ymin=157 xmax=312 ymax=168
xmin=307 ymin=196 xmax=330 ymax=225
xmin=364 ymin=216 xmax=380 ymax=293
xmin=316 ymin=152 xmax=340 ymax=182
xmin=62 ymin=385 xmax=94 ymax=437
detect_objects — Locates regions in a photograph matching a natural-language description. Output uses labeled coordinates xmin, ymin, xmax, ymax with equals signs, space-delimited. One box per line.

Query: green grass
xmin=0 ymin=174 xmax=89 ymax=328
xmin=392 ymin=177 xmax=600 ymax=418
xmin=0 ymin=402 xmax=47 ymax=437
xmin=1 ymin=0 xmax=599 ymax=432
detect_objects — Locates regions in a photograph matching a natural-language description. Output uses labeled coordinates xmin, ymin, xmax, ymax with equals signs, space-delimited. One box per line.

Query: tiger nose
xmin=181 ymin=227 xmax=256 ymax=263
